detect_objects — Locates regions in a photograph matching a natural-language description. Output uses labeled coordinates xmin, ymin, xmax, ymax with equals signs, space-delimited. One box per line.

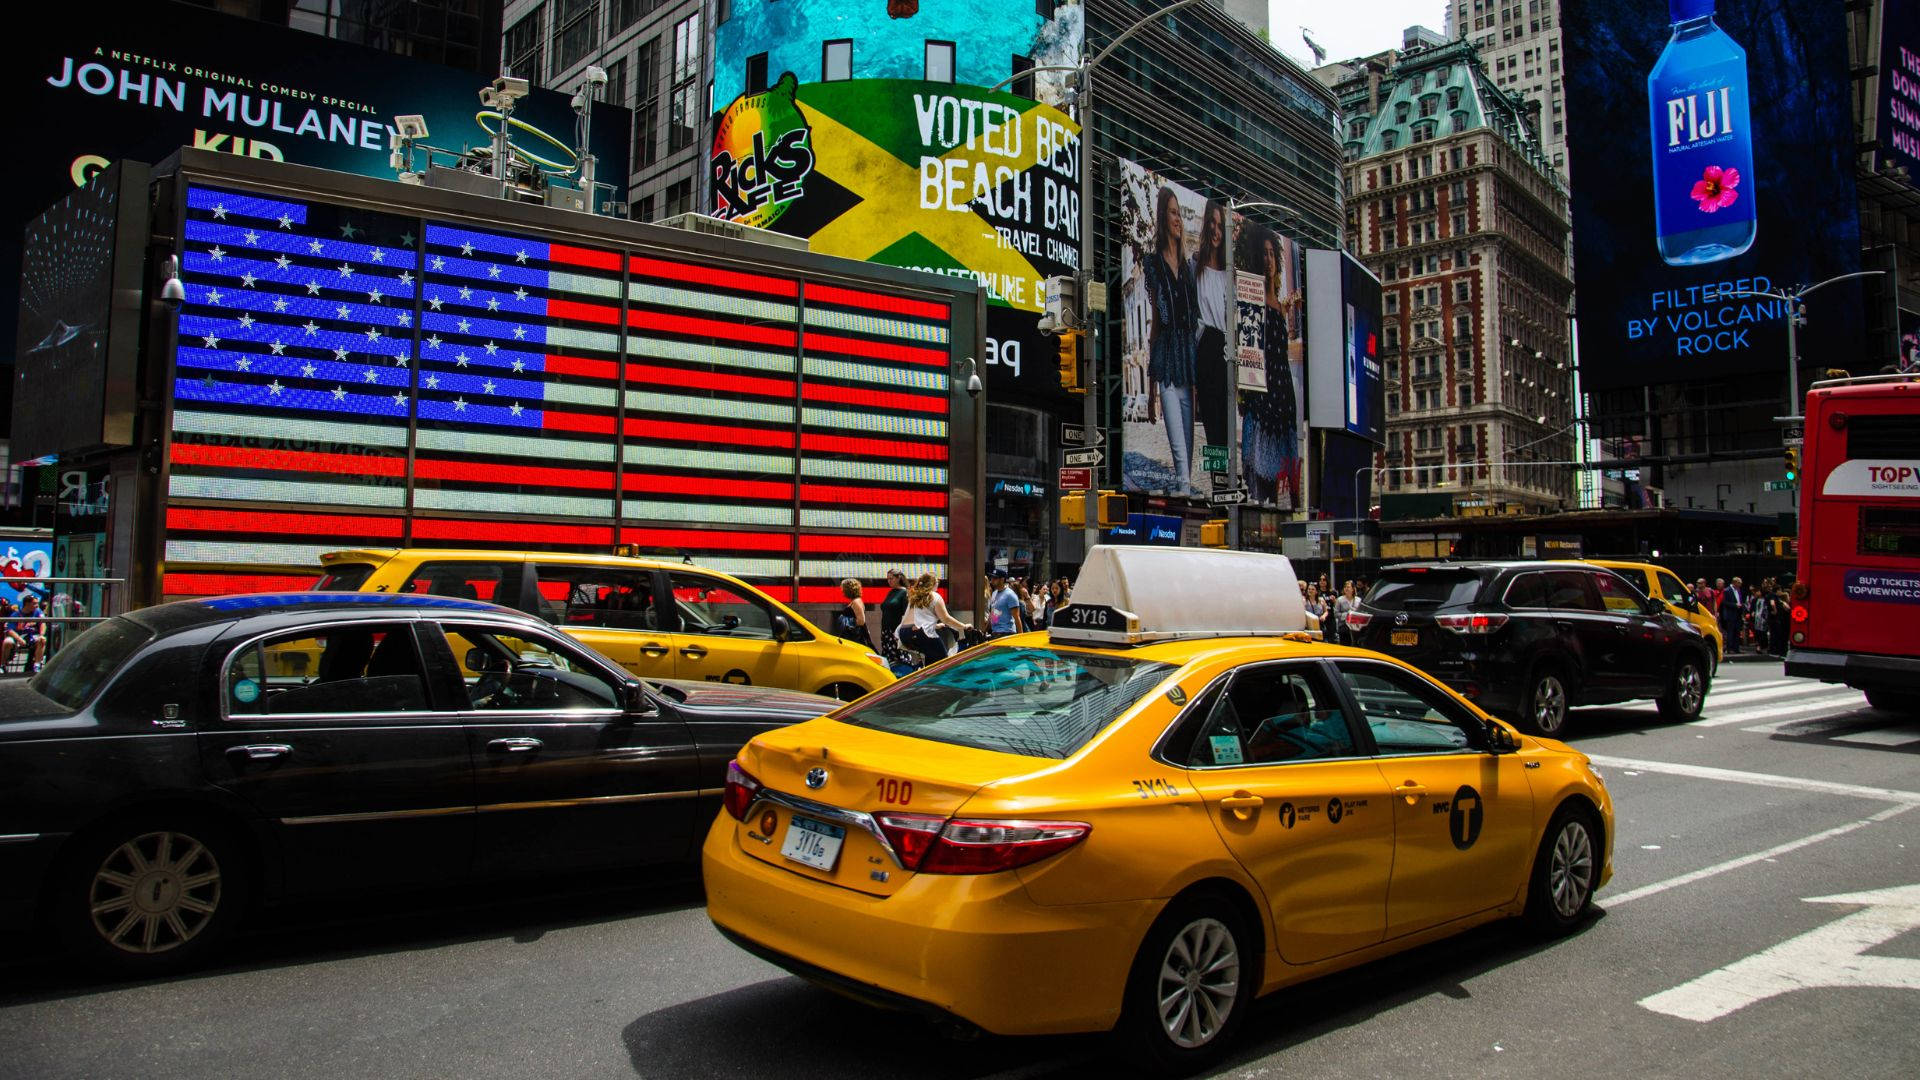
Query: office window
xmin=668 ymin=11 xmax=702 ymax=152
xmin=635 ymin=194 xmax=654 ymax=222
xmin=601 ymin=58 xmax=627 ymax=110
xmin=745 ymin=52 xmax=768 ymax=94
xmin=633 ymin=36 xmax=660 ymax=169
xmin=824 ymin=39 xmax=853 ymax=82
xmin=552 ymin=0 xmax=599 ymax=75
xmin=663 ymin=178 xmax=693 ymax=218
xmin=505 ymin=8 xmax=544 ymax=86
xmin=926 ymin=41 xmax=955 ymax=83
xmin=615 ymin=0 xmax=664 ymax=34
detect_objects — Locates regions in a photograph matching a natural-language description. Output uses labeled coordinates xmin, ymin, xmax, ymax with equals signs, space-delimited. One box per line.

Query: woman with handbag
xmin=897 ymin=572 xmax=971 ymax=668
xmin=831 ymin=578 xmax=871 ymax=648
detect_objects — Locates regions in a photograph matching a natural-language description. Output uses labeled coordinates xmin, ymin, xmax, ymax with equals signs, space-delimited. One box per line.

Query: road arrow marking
xmin=1639 ymin=883 xmax=1920 ymax=1022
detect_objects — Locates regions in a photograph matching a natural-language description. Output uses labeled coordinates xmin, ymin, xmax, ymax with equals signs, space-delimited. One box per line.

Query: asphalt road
xmin=4 ymin=660 xmax=1916 ymax=1079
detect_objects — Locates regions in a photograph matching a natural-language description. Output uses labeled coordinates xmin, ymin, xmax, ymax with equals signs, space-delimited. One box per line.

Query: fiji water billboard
xmin=1562 ymin=0 xmax=1863 ymax=392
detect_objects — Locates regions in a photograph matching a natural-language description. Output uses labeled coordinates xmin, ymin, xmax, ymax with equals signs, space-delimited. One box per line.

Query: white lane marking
xmin=1585 ymin=754 xmax=1920 ymax=804
xmin=1638 ymin=881 xmax=1920 ymax=1021
xmin=1830 ymin=729 xmax=1920 ymax=747
xmin=1691 ymin=691 xmax=1869 ymax=728
xmin=1702 ymin=683 xmax=1844 ymax=708
xmin=1605 ymin=804 xmax=1915 ymax=907
xmin=1710 ymin=678 xmax=1799 ymax=693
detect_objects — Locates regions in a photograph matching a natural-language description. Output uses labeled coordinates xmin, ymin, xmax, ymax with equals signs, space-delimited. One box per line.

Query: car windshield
xmin=29 ymin=617 xmax=154 ymax=710
xmin=835 ymin=645 xmax=1177 ymax=759
xmin=313 ymin=563 xmax=376 ymax=591
xmin=1365 ymin=571 xmax=1482 ymax=611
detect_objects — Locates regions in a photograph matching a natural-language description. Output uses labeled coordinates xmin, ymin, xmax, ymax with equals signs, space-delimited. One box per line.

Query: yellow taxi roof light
xmin=1050 ymin=545 xmax=1306 ymax=646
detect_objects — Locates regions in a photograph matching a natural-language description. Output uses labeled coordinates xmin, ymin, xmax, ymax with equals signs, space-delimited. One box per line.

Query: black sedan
xmin=0 ymin=592 xmax=838 ymax=973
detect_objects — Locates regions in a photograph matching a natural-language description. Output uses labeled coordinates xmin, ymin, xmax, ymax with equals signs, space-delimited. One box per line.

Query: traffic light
xmin=1201 ymin=519 xmax=1229 ymax=548
xmin=1058 ymin=332 xmax=1084 ymax=394
xmin=1097 ymin=490 xmax=1129 ymax=528
xmin=1060 ymin=493 xmax=1086 ymax=529
xmin=1783 ymin=446 xmax=1799 ymax=482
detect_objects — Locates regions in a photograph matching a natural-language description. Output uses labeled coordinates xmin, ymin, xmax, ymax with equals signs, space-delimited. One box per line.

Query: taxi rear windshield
xmin=1364 ymin=571 xmax=1482 ymax=611
xmin=313 ymin=563 xmax=376 ymax=591
xmin=836 ymin=645 xmax=1177 ymax=759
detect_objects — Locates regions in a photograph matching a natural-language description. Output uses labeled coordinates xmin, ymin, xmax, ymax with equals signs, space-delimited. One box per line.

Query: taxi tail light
xmin=1435 ymin=612 xmax=1510 ymax=635
xmin=924 ymin=819 xmax=1093 ymax=874
xmin=723 ymin=760 xmax=761 ymax=821
xmin=874 ymin=812 xmax=946 ymax=869
xmin=1344 ymin=611 xmax=1373 ymax=632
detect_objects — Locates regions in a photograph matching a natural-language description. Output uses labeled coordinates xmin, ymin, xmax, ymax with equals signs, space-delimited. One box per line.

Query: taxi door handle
xmin=1219 ymin=792 xmax=1264 ymax=820
xmin=1395 ymin=781 xmax=1428 ymax=803
xmin=640 ymin=644 xmax=669 ymax=658
xmin=680 ymin=646 xmax=708 ymax=660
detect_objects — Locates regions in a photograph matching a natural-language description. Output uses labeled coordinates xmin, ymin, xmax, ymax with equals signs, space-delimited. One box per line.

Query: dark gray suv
xmin=1346 ymin=561 xmax=1715 ymax=737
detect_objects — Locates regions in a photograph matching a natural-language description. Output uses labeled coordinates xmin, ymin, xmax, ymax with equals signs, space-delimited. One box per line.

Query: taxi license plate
xmin=780 ymin=815 xmax=845 ymax=871
xmin=1392 ymin=630 xmax=1419 ymax=646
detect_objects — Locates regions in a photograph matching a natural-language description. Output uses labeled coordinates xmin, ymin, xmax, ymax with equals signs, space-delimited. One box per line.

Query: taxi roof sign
xmin=1050 ymin=545 xmax=1306 ymax=646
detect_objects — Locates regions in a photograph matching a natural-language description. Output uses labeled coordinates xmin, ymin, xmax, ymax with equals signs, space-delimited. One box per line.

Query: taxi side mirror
xmin=1486 ymin=723 xmax=1520 ymax=754
xmin=771 ymin=614 xmax=792 ymax=643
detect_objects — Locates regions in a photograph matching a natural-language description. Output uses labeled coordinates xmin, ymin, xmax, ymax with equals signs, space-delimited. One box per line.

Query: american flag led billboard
xmin=164 ymin=185 xmax=956 ymax=601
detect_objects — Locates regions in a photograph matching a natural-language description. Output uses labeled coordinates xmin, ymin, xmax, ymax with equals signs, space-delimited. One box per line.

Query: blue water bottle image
xmin=1648 ymin=0 xmax=1757 ymax=266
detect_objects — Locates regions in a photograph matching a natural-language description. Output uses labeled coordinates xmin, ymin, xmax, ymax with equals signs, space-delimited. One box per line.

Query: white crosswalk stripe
xmin=1693 ymin=688 xmax=1867 ymax=727
xmin=1695 ymin=682 xmax=1844 ymax=713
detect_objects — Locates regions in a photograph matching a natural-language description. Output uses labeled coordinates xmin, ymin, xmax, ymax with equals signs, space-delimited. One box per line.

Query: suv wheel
xmin=1657 ymin=655 xmax=1707 ymax=722
xmin=1519 ymin=664 xmax=1570 ymax=738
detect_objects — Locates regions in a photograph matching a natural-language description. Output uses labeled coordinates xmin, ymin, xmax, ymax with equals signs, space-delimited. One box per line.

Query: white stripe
xmin=800 ymin=559 xmax=946 ymax=582
xmin=803 ymin=355 xmax=948 ymax=392
xmin=173 ymin=409 xmax=409 ymax=448
xmin=166 ymin=539 xmax=333 ymax=566
xmin=802 ymin=406 xmax=946 ymax=439
xmin=1702 ymin=683 xmax=1831 ymax=708
xmin=626 ymin=391 xmax=794 ymax=424
xmin=1693 ymin=689 xmax=1867 ymax=728
xmin=1829 ymin=729 xmax=1920 ymax=747
xmin=418 ymin=427 xmax=614 ymax=463
xmin=800 ymin=508 xmax=947 ymax=533
xmin=627 ymin=336 xmax=796 ymax=375
xmin=1708 ymin=677 xmax=1798 ymax=693
xmin=413 ymin=489 xmax=612 ymax=517
xmin=621 ymin=500 xmax=794 ymax=527
xmin=801 ymin=457 xmax=948 ymax=486
xmin=169 ymin=475 xmax=406 ymax=507
xmin=542 ymin=381 xmax=619 ymax=408
xmin=623 ymin=444 xmax=794 ymax=475
xmin=1604 ymin=803 xmax=1916 ymax=907
xmin=548 ymin=325 xmax=621 ymax=353
xmin=628 ymin=281 xmax=796 ymax=323
xmin=1585 ymin=754 xmax=1920 ymax=804
xmin=669 ymin=556 xmax=792 ymax=579
xmin=803 ymin=306 xmax=949 ymax=344
xmin=549 ymin=270 xmax=622 ymax=298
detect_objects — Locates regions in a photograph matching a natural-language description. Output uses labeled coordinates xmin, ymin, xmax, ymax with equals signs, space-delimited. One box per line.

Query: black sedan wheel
xmin=55 ymin=818 xmax=247 ymax=973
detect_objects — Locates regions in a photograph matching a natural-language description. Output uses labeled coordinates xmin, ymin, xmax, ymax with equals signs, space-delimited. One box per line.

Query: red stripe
xmin=797 ymin=585 xmax=896 ymax=605
xmin=803 ymin=331 xmax=946 ymax=367
xmin=759 ymin=584 xmax=796 ymax=602
xmin=163 ymin=572 xmax=320 ymax=596
xmin=544 ymin=411 xmax=618 ymax=435
xmin=411 ymin=519 xmax=614 ymax=545
xmin=622 ymin=473 xmax=792 ymax=500
xmin=549 ymin=243 xmax=623 ymax=271
xmin=801 ymin=432 xmax=947 ymax=461
xmin=799 ymin=535 xmax=948 ymax=556
xmin=802 ymin=381 xmax=948 ymax=415
xmin=630 ymin=308 xmax=796 ymax=348
xmin=629 ymin=254 xmax=798 ymax=298
xmin=618 ymin=527 xmax=794 ymax=552
xmin=800 ymin=484 xmax=948 ymax=509
xmin=414 ymin=458 xmax=612 ymax=491
xmin=806 ymin=283 xmax=949 ymax=321
xmin=167 ymin=507 xmax=404 ymax=538
xmin=172 ymin=443 xmax=406 ymax=478
xmin=628 ymin=362 xmax=796 ymax=399
xmin=545 ymin=353 xmax=621 ymax=381
xmin=623 ymin=417 xmax=795 ymax=449
xmin=548 ymin=297 xmax=623 ymax=326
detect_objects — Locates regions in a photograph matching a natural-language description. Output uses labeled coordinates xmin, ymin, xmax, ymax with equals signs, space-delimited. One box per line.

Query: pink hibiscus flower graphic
xmin=1690 ymin=165 xmax=1740 ymax=213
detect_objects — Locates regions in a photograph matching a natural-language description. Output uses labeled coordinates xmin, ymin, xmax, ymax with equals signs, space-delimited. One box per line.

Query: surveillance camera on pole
xmin=1038 ymin=274 xmax=1079 ymax=336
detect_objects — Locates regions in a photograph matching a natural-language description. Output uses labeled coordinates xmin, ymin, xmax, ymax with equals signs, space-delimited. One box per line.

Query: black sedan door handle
xmin=487 ymin=737 xmax=543 ymax=753
xmin=227 ymin=743 xmax=292 ymax=761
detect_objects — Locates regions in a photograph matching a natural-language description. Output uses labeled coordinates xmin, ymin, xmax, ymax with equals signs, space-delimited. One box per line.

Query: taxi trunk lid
xmin=731 ymin=719 xmax=1028 ymax=897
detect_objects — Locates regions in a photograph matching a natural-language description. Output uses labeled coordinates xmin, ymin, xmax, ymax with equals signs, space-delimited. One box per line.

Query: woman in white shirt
xmin=1192 ymin=199 xmax=1233 ymax=459
xmin=897 ymin=571 xmax=971 ymax=667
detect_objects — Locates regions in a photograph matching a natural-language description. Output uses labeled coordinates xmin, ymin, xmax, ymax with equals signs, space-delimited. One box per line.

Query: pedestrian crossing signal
xmin=1201 ymin=519 xmax=1229 ymax=548
xmin=1058 ymin=332 xmax=1084 ymax=394
xmin=1783 ymin=447 xmax=1799 ymax=482
xmin=1097 ymin=490 xmax=1129 ymax=528
xmin=1060 ymin=493 xmax=1085 ymax=528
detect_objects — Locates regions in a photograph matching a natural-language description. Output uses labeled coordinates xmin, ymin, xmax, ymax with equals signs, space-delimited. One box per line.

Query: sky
xmin=1267 ymin=1 xmax=1453 ymax=69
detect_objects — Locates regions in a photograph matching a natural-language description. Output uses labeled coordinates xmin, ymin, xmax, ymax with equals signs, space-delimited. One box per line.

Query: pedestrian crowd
xmin=1303 ymin=574 xmax=1370 ymax=644
xmin=828 ymin=569 xmax=1074 ymax=674
xmin=1690 ymin=575 xmax=1789 ymax=657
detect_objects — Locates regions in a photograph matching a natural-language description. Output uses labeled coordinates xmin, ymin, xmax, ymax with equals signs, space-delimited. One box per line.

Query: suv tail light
xmin=1344 ymin=611 xmax=1373 ymax=632
xmin=1435 ymin=612 xmax=1510 ymax=634
xmin=874 ymin=813 xmax=1092 ymax=874
xmin=722 ymin=760 xmax=762 ymax=821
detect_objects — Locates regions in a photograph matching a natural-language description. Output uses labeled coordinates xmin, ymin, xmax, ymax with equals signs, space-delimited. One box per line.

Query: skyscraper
xmin=1446 ymin=0 xmax=1568 ymax=179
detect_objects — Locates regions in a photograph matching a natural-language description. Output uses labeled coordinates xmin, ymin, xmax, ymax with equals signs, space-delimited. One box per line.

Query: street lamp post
xmin=1727 ymin=271 xmax=1885 ymax=422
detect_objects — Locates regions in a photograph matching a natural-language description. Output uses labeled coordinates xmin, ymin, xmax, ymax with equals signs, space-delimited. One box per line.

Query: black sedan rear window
xmin=1365 ymin=571 xmax=1482 ymax=611
xmin=836 ymin=645 xmax=1176 ymax=759
xmin=30 ymin=617 xmax=154 ymax=710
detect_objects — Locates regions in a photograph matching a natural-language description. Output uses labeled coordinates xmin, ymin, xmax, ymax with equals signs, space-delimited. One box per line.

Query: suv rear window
xmin=313 ymin=563 xmax=376 ymax=591
xmin=837 ymin=645 xmax=1176 ymax=759
xmin=1364 ymin=571 xmax=1482 ymax=611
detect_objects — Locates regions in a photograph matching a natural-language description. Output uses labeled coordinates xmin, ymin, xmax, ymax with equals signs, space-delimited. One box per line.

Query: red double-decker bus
xmin=1785 ymin=375 xmax=1920 ymax=712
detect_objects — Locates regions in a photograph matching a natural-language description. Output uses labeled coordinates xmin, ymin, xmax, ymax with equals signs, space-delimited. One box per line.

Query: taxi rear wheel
xmin=1523 ymin=805 xmax=1599 ymax=936
xmin=1116 ymin=893 xmax=1253 ymax=1075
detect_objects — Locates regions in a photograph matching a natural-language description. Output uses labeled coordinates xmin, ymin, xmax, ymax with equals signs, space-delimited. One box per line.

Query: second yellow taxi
xmin=704 ymin=545 xmax=1614 ymax=1075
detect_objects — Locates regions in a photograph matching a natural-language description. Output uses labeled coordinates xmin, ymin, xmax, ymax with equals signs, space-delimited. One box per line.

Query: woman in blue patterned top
xmin=1144 ymin=186 xmax=1199 ymax=495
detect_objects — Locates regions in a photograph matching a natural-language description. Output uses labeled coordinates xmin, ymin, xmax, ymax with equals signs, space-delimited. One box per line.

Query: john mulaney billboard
xmin=1562 ymin=0 xmax=1863 ymax=392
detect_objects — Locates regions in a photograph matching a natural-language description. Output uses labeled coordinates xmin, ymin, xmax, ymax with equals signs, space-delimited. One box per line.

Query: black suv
xmin=1346 ymin=561 xmax=1714 ymax=737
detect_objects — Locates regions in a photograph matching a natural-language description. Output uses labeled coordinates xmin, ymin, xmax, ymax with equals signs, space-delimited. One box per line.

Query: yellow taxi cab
xmin=315 ymin=549 xmax=893 ymax=700
xmin=703 ymin=546 xmax=1614 ymax=1074
xmin=1581 ymin=559 xmax=1724 ymax=668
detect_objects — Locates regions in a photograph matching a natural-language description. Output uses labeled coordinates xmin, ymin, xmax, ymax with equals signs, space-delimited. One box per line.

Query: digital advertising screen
xmin=1561 ymin=0 xmax=1863 ymax=392
xmin=1304 ymin=249 xmax=1383 ymax=443
xmin=161 ymin=184 xmax=956 ymax=603
xmin=1879 ymin=1 xmax=1920 ymax=177
xmin=709 ymin=0 xmax=1082 ymax=405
